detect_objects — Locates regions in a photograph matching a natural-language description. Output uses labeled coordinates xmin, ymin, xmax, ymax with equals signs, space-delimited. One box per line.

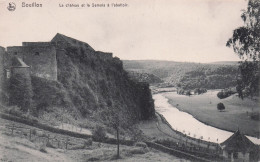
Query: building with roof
xmin=0 ymin=33 xmax=113 ymax=105
xmin=51 ymin=33 xmax=95 ymax=51
xmin=220 ymin=130 xmax=257 ymax=162
xmin=1 ymin=33 xmax=113 ymax=82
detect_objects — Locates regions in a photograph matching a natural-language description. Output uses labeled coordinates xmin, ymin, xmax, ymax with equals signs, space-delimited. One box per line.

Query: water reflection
xmin=153 ymin=93 xmax=260 ymax=145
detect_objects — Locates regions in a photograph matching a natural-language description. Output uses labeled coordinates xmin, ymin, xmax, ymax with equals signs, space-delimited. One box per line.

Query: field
xmin=0 ymin=117 xmax=186 ymax=162
xmin=164 ymin=90 xmax=259 ymax=137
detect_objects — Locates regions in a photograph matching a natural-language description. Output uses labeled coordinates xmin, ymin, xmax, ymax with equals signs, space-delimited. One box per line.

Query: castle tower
xmin=7 ymin=44 xmax=57 ymax=81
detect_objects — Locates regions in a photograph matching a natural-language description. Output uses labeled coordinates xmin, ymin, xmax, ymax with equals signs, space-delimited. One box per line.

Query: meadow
xmin=164 ymin=90 xmax=259 ymax=138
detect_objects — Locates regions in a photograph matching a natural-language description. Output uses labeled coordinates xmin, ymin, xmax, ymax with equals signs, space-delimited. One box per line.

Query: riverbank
xmin=163 ymin=90 xmax=259 ymax=138
xmin=138 ymin=113 xmax=220 ymax=149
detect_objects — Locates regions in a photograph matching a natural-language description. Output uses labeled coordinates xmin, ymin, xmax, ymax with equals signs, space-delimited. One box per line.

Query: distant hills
xmin=127 ymin=71 xmax=163 ymax=84
xmin=123 ymin=60 xmax=239 ymax=89
xmin=208 ymin=61 xmax=239 ymax=65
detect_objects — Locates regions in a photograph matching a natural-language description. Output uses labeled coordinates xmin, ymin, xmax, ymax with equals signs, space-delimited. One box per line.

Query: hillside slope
xmin=126 ymin=71 xmax=163 ymax=84
xmin=31 ymin=46 xmax=155 ymax=125
xmin=123 ymin=60 xmax=238 ymax=89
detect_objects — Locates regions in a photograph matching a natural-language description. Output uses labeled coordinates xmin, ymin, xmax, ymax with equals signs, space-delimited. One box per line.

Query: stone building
xmin=220 ymin=130 xmax=257 ymax=162
xmin=0 ymin=33 xmax=114 ymax=101
xmin=9 ymin=57 xmax=31 ymax=78
xmin=0 ymin=46 xmax=5 ymax=101
xmin=7 ymin=44 xmax=57 ymax=81
xmin=1 ymin=33 xmax=114 ymax=83
xmin=51 ymin=33 xmax=95 ymax=51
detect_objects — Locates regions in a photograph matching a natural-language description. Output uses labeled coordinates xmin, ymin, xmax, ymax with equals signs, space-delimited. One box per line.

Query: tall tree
xmin=226 ymin=0 xmax=260 ymax=98
xmin=97 ymin=100 xmax=132 ymax=159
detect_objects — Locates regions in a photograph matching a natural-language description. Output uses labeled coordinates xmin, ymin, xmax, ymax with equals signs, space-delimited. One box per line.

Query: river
xmin=153 ymin=93 xmax=260 ymax=145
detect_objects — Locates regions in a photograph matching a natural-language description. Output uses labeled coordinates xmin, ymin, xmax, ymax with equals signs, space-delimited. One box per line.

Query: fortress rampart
xmin=1 ymin=33 xmax=114 ymax=82
xmin=7 ymin=45 xmax=57 ymax=81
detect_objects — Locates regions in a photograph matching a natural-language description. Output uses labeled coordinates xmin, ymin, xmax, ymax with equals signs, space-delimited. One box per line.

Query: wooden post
xmin=11 ymin=124 xmax=15 ymax=135
xmin=58 ymin=140 xmax=60 ymax=148
xmin=47 ymin=134 xmax=50 ymax=143
xmin=29 ymin=129 xmax=31 ymax=140
xmin=66 ymin=138 xmax=69 ymax=150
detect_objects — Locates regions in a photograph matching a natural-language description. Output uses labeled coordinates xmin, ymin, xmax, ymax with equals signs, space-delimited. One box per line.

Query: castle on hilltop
xmin=0 ymin=33 xmax=113 ymax=100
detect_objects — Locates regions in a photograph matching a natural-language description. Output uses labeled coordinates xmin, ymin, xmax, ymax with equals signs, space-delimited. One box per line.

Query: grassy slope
xmin=0 ymin=118 xmax=183 ymax=162
xmin=164 ymin=90 xmax=259 ymax=137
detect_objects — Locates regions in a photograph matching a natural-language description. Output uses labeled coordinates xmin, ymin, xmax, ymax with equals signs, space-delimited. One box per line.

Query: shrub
xmin=217 ymin=103 xmax=225 ymax=111
xmin=84 ymin=138 xmax=93 ymax=147
xmin=39 ymin=143 xmax=47 ymax=153
xmin=92 ymin=125 xmax=107 ymax=142
xmin=217 ymin=88 xmax=236 ymax=99
xmin=194 ymin=88 xmax=207 ymax=95
xmin=250 ymin=112 xmax=259 ymax=121
xmin=31 ymin=129 xmax=37 ymax=135
xmin=129 ymin=148 xmax=146 ymax=154
xmin=7 ymin=106 xmax=22 ymax=117
xmin=217 ymin=91 xmax=225 ymax=99
xmin=185 ymin=90 xmax=191 ymax=96
xmin=135 ymin=142 xmax=147 ymax=148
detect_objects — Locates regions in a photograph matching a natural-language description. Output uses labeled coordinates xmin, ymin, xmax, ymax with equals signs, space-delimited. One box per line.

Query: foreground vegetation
xmin=0 ymin=117 xmax=183 ymax=162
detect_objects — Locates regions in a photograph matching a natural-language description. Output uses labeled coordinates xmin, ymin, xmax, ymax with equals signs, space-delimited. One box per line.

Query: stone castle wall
xmin=0 ymin=46 xmax=5 ymax=101
xmin=7 ymin=45 xmax=57 ymax=80
xmin=3 ymin=35 xmax=113 ymax=82
xmin=22 ymin=42 xmax=56 ymax=47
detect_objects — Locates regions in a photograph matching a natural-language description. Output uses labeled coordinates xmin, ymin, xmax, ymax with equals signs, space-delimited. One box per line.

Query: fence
xmin=1 ymin=112 xmax=221 ymax=161
xmin=4 ymin=123 xmax=91 ymax=150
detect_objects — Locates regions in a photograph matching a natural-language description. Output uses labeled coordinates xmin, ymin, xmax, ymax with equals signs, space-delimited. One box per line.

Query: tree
xmin=217 ymin=103 xmax=225 ymax=112
xmin=9 ymin=73 xmax=33 ymax=112
xmin=97 ymin=100 xmax=132 ymax=159
xmin=227 ymin=0 xmax=260 ymax=98
xmin=185 ymin=90 xmax=191 ymax=96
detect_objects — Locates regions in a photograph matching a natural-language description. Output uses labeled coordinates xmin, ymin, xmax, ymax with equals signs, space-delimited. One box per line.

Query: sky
xmin=0 ymin=0 xmax=248 ymax=63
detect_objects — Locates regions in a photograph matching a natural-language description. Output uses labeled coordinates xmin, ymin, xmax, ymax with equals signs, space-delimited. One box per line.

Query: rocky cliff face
xmin=32 ymin=45 xmax=155 ymax=122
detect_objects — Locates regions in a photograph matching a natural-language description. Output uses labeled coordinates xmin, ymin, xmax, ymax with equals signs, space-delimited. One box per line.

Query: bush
xmin=92 ymin=125 xmax=107 ymax=142
xmin=84 ymin=138 xmax=93 ymax=147
xmin=129 ymin=148 xmax=147 ymax=155
xmin=31 ymin=129 xmax=37 ymax=135
xmin=217 ymin=88 xmax=236 ymax=99
xmin=194 ymin=88 xmax=207 ymax=95
xmin=185 ymin=90 xmax=191 ymax=96
xmin=217 ymin=103 xmax=225 ymax=111
xmin=39 ymin=143 xmax=47 ymax=153
xmin=250 ymin=112 xmax=259 ymax=121
xmin=135 ymin=142 xmax=147 ymax=148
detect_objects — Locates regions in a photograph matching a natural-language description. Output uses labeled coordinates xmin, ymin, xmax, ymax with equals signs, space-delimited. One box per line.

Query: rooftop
xmin=220 ymin=130 xmax=256 ymax=152
xmin=52 ymin=33 xmax=95 ymax=51
xmin=11 ymin=57 xmax=30 ymax=68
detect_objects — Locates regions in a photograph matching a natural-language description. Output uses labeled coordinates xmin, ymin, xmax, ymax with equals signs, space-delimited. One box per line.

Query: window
xmin=35 ymin=52 xmax=40 ymax=56
xmin=14 ymin=52 xmax=17 ymax=55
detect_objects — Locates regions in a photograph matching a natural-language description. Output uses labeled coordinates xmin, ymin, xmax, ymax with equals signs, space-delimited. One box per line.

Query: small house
xmin=220 ymin=130 xmax=257 ymax=162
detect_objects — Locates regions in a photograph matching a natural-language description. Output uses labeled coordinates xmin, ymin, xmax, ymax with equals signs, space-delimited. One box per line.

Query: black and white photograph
xmin=0 ymin=0 xmax=259 ymax=161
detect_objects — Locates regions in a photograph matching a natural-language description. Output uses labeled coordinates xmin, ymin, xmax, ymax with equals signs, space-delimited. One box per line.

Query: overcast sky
xmin=0 ymin=0 xmax=247 ymax=63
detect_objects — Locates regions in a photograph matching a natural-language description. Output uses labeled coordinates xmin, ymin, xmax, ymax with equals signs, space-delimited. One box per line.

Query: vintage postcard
xmin=0 ymin=0 xmax=259 ymax=161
